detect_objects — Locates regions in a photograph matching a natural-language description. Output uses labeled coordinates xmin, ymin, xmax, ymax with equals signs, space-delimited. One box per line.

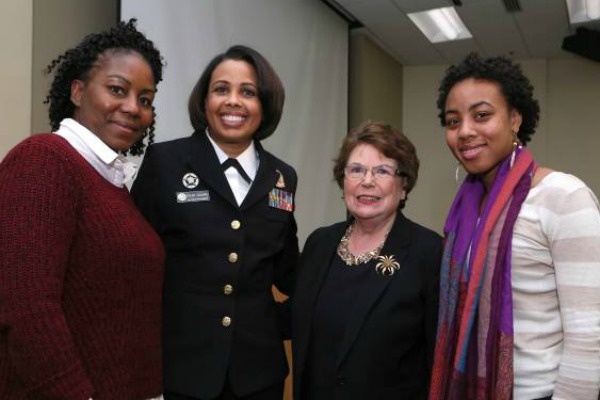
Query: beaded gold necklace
xmin=336 ymin=222 xmax=388 ymax=266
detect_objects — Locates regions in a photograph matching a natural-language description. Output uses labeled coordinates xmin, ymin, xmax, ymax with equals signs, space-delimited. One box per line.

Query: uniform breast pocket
xmin=265 ymin=205 xmax=291 ymax=223
xmin=248 ymin=206 xmax=292 ymax=244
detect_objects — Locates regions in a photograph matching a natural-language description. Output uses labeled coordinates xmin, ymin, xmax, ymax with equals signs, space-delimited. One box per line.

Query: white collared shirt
xmin=206 ymin=129 xmax=258 ymax=206
xmin=54 ymin=118 xmax=138 ymax=188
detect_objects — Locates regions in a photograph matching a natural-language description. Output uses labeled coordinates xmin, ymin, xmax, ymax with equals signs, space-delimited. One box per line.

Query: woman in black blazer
xmin=292 ymin=122 xmax=442 ymax=400
xmin=132 ymin=45 xmax=298 ymax=400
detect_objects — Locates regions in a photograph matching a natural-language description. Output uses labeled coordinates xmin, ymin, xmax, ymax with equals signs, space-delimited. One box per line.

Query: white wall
xmin=403 ymin=57 xmax=600 ymax=234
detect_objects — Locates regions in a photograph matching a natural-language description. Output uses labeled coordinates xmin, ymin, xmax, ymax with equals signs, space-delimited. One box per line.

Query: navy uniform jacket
xmin=131 ymin=131 xmax=298 ymax=399
xmin=292 ymin=212 xmax=442 ymax=400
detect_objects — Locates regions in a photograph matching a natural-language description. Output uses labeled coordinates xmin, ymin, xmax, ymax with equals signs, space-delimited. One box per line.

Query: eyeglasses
xmin=343 ymin=163 xmax=401 ymax=180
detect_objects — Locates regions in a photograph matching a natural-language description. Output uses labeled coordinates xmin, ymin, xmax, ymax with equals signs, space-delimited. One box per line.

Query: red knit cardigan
xmin=0 ymin=134 xmax=165 ymax=400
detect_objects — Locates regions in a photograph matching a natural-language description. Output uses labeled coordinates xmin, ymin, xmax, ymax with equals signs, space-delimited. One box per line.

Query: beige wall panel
xmin=402 ymin=64 xmax=454 ymax=233
xmin=349 ymin=32 xmax=403 ymax=131
xmin=545 ymin=58 xmax=600 ymax=195
xmin=31 ymin=0 xmax=117 ymax=134
xmin=0 ymin=0 xmax=33 ymax=159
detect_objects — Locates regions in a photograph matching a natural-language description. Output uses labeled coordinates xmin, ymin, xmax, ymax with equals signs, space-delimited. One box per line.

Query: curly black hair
xmin=45 ymin=18 xmax=164 ymax=155
xmin=436 ymin=53 xmax=540 ymax=145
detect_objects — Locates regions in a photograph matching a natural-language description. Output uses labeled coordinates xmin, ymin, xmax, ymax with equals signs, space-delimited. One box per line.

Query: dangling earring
xmin=455 ymin=162 xmax=464 ymax=183
xmin=509 ymin=130 xmax=521 ymax=168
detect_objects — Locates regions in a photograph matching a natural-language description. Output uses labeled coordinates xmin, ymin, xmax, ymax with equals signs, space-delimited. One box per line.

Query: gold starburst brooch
xmin=375 ymin=255 xmax=400 ymax=276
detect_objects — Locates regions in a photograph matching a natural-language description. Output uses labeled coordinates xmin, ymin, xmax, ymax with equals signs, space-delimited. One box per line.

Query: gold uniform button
xmin=231 ymin=220 xmax=241 ymax=230
xmin=224 ymin=284 xmax=233 ymax=295
xmin=222 ymin=316 xmax=232 ymax=327
xmin=228 ymin=252 xmax=238 ymax=263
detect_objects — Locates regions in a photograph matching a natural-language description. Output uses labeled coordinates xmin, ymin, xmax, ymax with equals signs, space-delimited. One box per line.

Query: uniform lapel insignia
xmin=275 ymin=169 xmax=286 ymax=189
xmin=182 ymin=172 xmax=199 ymax=189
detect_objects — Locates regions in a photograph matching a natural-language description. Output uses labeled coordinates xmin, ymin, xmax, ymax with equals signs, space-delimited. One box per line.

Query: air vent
xmin=503 ymin=0 xmax=522 ymax=12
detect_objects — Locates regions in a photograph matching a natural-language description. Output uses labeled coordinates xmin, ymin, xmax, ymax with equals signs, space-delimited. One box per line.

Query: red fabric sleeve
xmin=0 ymin=139 xmax=94 ymax=399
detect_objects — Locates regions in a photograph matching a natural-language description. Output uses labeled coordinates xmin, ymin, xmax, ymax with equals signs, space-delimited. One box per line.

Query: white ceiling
xmin=327 ymin=0 xmax=600 ymax=65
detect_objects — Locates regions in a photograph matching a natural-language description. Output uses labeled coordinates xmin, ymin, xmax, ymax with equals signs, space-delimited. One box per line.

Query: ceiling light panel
xmin=566 ymin=0 xmax=600 ymax=24
xmin=407 ymin=6 xmax=472 ymax=43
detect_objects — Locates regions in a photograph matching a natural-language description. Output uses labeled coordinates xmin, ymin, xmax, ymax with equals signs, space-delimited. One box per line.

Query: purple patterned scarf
xmin=430 ymin=148 xmax=536 ymax=399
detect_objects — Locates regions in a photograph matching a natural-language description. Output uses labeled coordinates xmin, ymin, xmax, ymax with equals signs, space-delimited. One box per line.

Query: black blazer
xmin=292 ymin=212 xmax=442 ymax=400
xmin=131 ymin=132 xmax=299 ymax=399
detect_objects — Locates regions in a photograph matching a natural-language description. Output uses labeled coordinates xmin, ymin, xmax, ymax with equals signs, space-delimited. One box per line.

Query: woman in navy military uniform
xmin=132 ymin=45 xmax=298 ymax=400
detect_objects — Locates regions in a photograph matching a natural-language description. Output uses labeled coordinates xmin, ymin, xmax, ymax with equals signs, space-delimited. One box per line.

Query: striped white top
xmin=512 ymin=172 xmax=600 ymax=400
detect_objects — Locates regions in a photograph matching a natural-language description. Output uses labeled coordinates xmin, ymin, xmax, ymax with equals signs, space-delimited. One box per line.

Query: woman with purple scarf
xmin=429 ymin=53 xmax=600 ymax=400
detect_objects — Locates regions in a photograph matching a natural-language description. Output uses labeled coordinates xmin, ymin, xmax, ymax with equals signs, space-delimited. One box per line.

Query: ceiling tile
xmin=339 ymin=0 xmax=404 ymax=24
xmin=434 ymin=39 xmax=484 ymax=64
xmin=390 ymin=0 xmax=450 ymax=13
xmin=371 ymin=19 xmax=445 ymax=64
xmin=459 ymin=1 xmax=530 ymax=58
xmin=516 ymin=0 xmax=572 ymax=58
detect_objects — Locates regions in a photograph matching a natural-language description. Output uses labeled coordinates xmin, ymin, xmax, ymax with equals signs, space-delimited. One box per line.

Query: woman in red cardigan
xmin=0 ymin=19 xmax=165 ymax=400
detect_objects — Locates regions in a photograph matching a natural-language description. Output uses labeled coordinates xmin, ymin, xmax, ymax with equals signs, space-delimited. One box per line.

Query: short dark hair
xmin=436 ymin=52 xmax=540 ymax=145
xmin=333 ymin=122 xmax=419 ymax=210
xmin=188 ymin=45 xmax=285 ymax=141
xmin=45 ymin=18 xmax=164 ymax=155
